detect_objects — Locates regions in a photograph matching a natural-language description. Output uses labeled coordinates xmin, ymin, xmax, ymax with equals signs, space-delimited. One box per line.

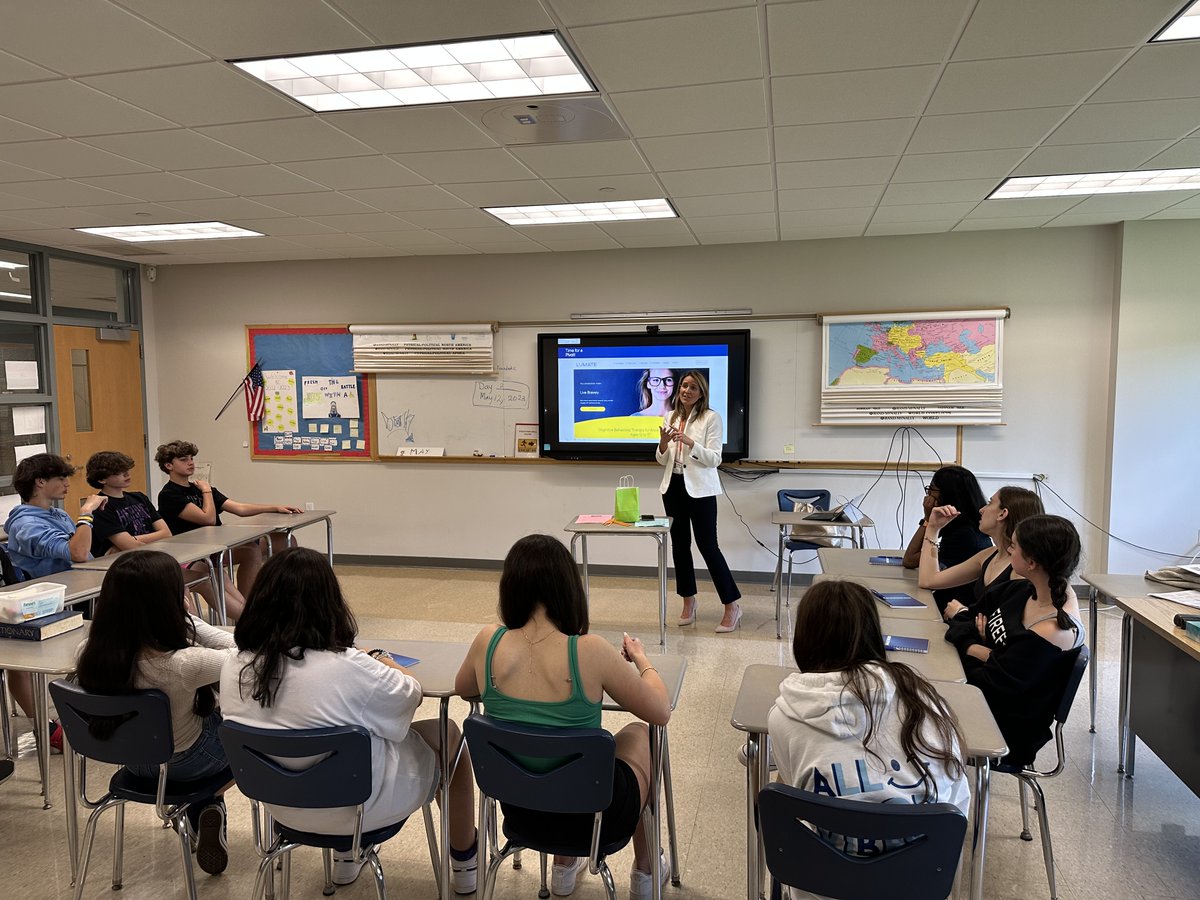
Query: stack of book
xmin=0 ymin=609 xmax=83 ymax=641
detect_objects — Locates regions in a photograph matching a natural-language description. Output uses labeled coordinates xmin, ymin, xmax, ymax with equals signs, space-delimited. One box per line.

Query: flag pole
xmin=214 ymin=359 xmax=262 ymax=421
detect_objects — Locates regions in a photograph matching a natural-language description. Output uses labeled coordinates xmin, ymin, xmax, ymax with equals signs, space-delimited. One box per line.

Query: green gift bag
xmin=614 ymin=475 xmax=640 ymax=523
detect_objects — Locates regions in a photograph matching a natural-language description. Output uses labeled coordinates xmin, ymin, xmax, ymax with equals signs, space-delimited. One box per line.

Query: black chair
xmin=49 ymin=680 xmax=232 ymax=900
xmin=464 ymin=713 xmax=638 ymax=900
xmin=993 ymin=645 xmax=1090 ymax=900
xmin=758 ymin=782 xmax=967 ymax=900
xmin=776 ymin=489 xmax=832 ymax=637
xmin=219 ymin=720 xmax=438 ymax=900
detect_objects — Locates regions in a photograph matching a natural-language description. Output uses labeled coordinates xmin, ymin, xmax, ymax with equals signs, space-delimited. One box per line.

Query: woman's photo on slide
xmin=634 ymin=368 xmax=678 ymax=418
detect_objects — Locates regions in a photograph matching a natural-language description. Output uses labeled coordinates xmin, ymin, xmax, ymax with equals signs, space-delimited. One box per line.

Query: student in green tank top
xmin=455 ymin=534 xmax=672 ymax=900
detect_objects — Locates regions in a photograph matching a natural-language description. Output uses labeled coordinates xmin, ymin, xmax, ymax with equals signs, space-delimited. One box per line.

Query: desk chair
xmin=219 ymin=720 xmax=439 ymax=900
xmin=776 ymin=489 xmax=832 ymax=635
xmin=758 ymin=782 xmax=967 ymax=900
xmin=993 ymin=645 xmax=1089 ymax=900
xmin=465 ymin=713 xmax=637 ymax=900
xmin=49 ymin=680 xmax=232 ymax=900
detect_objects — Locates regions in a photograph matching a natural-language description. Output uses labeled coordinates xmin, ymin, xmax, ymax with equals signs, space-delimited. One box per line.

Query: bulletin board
xmin=246 ymin=325 xmax=375 ymax=460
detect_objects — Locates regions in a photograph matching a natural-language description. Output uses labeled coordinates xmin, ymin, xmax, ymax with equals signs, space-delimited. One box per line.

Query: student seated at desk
xmin=768 ymin=580 xmax=970 ymax=871
xmin=902 ymin=466 xmax=991 ymax=612
xmin=85 ymin=451 xmax=247 ymax=621
xmin=220 ymin=548 xmax=478 ymax=892
xmin=5 ymin=453 xmax=105 ymax=578
xmin=454 ymin=534 xmax=672 ymax=900
xmin=154 ymin=440 xmax=301 ymax=596
xmin=74 ymin=551 xmax=237 ymax=875
xmin=921 ymin=486 xmax=1043 ymax=622
xmin=944 ymin=515 xmax=1085 ymax=767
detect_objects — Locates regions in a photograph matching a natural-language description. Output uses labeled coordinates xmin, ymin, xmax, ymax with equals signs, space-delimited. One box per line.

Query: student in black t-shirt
xmin=154 ymin=440 xmax=302 ymax=596
xmin=86 ymin=451 xmax=246 ymax=620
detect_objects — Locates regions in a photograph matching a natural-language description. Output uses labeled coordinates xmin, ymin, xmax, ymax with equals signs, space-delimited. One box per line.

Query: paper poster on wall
xmin=261 ymin=369 xmax=298 ymax=434
xmin=4 ymin=360 xmax=39 ymax=391
xmin=14 ymin=442 xmax=46 ymax=463
xmin=12 ymin=406 xmax=45 ymax=436
xmin=302 ymin=376 xmax=360 ymax=420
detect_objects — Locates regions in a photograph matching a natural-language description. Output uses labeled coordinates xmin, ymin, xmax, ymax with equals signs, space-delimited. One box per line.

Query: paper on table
xmin=1149 ymin=590 xmax=1200 ymax=610
xmin=575 ymin=514 xmax=610 ymax=524
xmin=4 ymin=360 xmax=39 ymax=391
xmin=14 ymin=442 xmax=46 ymax=463
xmin=11 ymin=405 xmax=45 ymax=436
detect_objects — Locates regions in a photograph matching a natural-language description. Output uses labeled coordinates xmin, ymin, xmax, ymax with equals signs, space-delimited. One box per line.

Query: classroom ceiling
xmin=0 ymin=0 xmax=1198 ymax=265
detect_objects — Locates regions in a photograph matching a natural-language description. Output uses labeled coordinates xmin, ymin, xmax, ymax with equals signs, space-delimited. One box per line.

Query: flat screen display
xmin=536 ymin=329 xmax=750 ymax=461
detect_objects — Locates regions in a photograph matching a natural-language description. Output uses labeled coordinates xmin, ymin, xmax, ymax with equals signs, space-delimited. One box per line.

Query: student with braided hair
xmin=945 ymin=514 xmax=1085 ymax=766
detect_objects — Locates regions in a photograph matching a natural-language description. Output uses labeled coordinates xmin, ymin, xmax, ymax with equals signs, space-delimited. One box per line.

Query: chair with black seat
xmin=465 ymin=712 xmax=641 ymax=900
xmin=775 ymin=489 xmax=832 ymax=637
xmin=48 ymin=679 xmax=232 ymax=900
xmin=992 ymin=645 xmax=1089 ymax=900
xmin=758 ymin=782 xmax=967 ymax=900
xmin=219 ymin=720 xmax=439 ymax=900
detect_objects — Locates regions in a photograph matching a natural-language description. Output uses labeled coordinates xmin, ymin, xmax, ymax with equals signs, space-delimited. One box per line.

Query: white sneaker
xmin=451 ymin=848 xmax=478 ymax=895
xmin=332 ymin=848 xmax=372 ymax=886
xmin=629 ymin=851 xmax=668 ymax=900
xmin=551 ymin=856 xmax=589 ymax=896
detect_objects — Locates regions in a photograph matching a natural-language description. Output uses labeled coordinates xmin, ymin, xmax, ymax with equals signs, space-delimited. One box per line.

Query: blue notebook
xmin=869 ymin=555 xmax=903 ymax=566
xmin=871 ymin=589 xmax=926 ymax=609
xmin=883 ymin=635 xmax=929 ymax=654
xmin=388 ymin=653 xmax=420 ymax=667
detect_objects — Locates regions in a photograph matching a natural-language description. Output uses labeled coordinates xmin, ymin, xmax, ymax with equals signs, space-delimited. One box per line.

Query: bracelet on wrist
xmin=924 ymin=537 xmax=940 ymax=549
xmin=638 ymin=665 xmax=658 ymax=677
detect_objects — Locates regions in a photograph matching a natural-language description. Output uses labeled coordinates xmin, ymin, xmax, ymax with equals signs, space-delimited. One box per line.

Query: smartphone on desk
xmin=869 ymin=555 xmax=903 ymax=566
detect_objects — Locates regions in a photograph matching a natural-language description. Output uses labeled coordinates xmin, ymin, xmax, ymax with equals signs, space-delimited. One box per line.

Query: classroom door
xmin=52 ymin=325 xmax=146 ymax=506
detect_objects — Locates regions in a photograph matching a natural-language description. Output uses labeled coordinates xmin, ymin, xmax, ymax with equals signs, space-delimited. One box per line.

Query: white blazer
xmin=656 ymin=408 xmax=724 ymax=497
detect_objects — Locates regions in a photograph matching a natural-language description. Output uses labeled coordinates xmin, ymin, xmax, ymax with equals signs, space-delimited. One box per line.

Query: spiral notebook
xmin=871 ymin=589 xmax=926 ymax=609
xmin=883 ymin=635 xmax=929 ymax=654
xmin=388 ymin=653 xmax=420 ymax=667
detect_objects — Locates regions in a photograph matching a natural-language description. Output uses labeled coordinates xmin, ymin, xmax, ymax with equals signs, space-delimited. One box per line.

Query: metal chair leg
xmin=322 ymin=848 xmax=335 ymax=896
xmin=539 ymin=852 xmax=549 ymax=899
xmin=1026 ymin=777 xmax=1058 ymax=900
xmin=173 ymin=813 xmax=199 ymax=900
xmin=73 ymin=797 xmax=122 ymax=900
xmin=1019 ymin=778 xmax=1033 ymax=841
xmin=367 ymin=848 xmax=387 ymax=900
xmin=662 ymin=729 xmax=680 ymax=886
xmin=513 ymin=848 xmax=522 ymax=870
xmin=421 ymin=804 xmax=441 ymax=894
xmin=112 ymin=803 xmax=126 ymax=888
xmin=280 ymin=850 xmax=292 ymax=900
xmin=598 ymin=859 xmax=617 ymax=900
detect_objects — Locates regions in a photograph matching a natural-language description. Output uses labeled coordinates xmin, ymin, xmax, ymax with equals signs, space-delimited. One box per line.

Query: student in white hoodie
xmin=768 ymin=580 xmax=970 ymax=868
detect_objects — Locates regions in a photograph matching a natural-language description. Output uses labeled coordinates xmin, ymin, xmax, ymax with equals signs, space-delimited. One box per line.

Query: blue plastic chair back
xmin=219 ymin=721 xmax=373 ymax=809
xmin=759 ymin=782 xmax=966 ymax=900
xmin=777 ymin=489 xmax=831 ymax=514
xmin=464 ymin=713 xmax=615 ymax=815
xmin=49 ymin=681 xmax=175 ymax=768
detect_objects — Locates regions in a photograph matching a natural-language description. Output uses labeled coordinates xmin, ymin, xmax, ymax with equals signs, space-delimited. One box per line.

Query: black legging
xmin=662 ymin=474 xmax=741 ymax=604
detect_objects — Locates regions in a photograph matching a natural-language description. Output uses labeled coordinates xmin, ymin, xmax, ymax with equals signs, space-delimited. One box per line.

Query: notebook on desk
xmin=871 ymin=589 xmax=926 ymax=609
xmin=883 ymin=635 xmax=929 ymax=654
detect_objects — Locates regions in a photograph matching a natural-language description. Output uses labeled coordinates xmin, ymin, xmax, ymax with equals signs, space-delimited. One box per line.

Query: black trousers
xmin=662 ymin=473 xmax=741 ymax=605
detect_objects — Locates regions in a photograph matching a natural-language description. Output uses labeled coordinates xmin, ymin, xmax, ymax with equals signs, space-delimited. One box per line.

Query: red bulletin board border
xmin=247 ymin=325 xmax=375 ymax=461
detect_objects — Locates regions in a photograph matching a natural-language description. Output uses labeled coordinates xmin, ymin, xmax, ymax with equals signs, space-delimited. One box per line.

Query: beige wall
xmin=146 ymin=225 xmax=1119 ymax=575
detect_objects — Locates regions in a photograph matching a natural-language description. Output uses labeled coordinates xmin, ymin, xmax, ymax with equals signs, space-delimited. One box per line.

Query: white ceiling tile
xmin=610 ymin=81 xmax=767 ymax=137
xmin=0 ymin=50 xmax=57 ymax=85
xmin=544 ymin=174 xmax=663 ymax=202
xmin=198 ymin=119 xmax=377 ymax=163
xmin=1046 ymin=99 xmax=1200 ymax=145
xmin=571 ymin=9 xmax=762 ymax=92
xmin=779 ymin=224 xmax=864 ymax=241
xmin=1145 ymin=206 xmax=1200 ymax=220
xmin=866 ymin=220 xmax=958 ymax=235
xmin=112 ymin=0 xmax=373 ymax=59
xmin=695 ymin=230 xmax=776 ymax=245
xmin=18 ymin=204 xmax=190 ymax=228
xmin=0 ymin=190 xmax=65 ymax=211
xmin=1142 ymin=139 xmax=1200 ymax=169
xmin=0 ymin=81 xmax=177 ymax=137
xmin=952 ymin=0 xmax=1182 ymax=59
xmin=779 ymin=208 xmax=873 ymax=229
xmin=774 ymin=120 xmax=914 ymax=162
xmin=1092 ymin=43 xmax=1200 ymax=103
xmin=180 ymin=165 xmax=326 ymax=195
xmin=892 ymin=149 xmax=1025 ymax=183
xmin=776 ymin=157 xmax=897 ymax=189
xmin=0 ymin=159 xmax=58 ymax=184
xmin=403 ymin=209 xmax=504 ymax=229
xmin=1014 ymin=140 xmax=1172 ymax=176
xmin=290 ymin=213 xmax=415 ymax=233
xmin=552 ymin=0 xmax=753 ymax=27
xmin=330 ymin=108 xmax=497 ymax=154
xmin=162 ymin=197 xmax=296 ymax=219
xmin=768 ymin=0 xmax=971 ymax=75
xmin=365 ymin=230 xmax=464 ymax=248
xmin=224 ymin=217 xmax=336 ymax=236
xmin=0 ymin=179 xmax=139 ymax=206
xmin=80 ymin=130 xmax=265 ymax=170
xmin=641 ymin=129 xmax=770 ymax=171
xmin=2 ymin=1 xmax=207 ymax=75
xmin=392 ymin=244 xmax=478 ymax=255
xmin=528 ymin=234 xmax=624 ymax=252
xmin=1043 ymin=213 xmax=1129 ymax=227
xmin=83 ymin=64 xmax=307 ymax=128
xmin=511 ymin=141 xmax=649 ymax=178
xmin=658 ymin=165 xmax=773 ymax=197
xmin=443 ymin=181 xmax=564 ymax=207
xmin=280 ymin=156 xmax=427 ymax=191
xmin=609 ymin=232 xmax=698 ymax=248
xmin=778 ymin=185 xmax=884 ymax=211
xmin=1065 ymin=191 xmax=1198 ymax=215
xmin=880 ymin=179 xmax=997 ymax=205
xmin=772 ymin=66 xmax=938 ymax=126
xmin=674 ymin=192 xmax=776 ymax=217
xmin=455 ymin=242 xmax=548 ymax=254
xmin=333 ymin=0 xmax=553 ymax=42
xmin=0 ymin=115 xmax=58 ymax=144
xmin=954 ymin=216 xmax=1056 ymax=230
xmin=252 ymin=192 xmax=379 ymax=216
xmin=871 ymin=202 xmax=977 ymax=223
xmin=75 ymin=173 xmax=232 ymax=203
xmin=599 ymin=219 xmax=696 ymax=239
xmin=390 ymin=149 xmax=536 ymax=184
xmin=971 ymin=197 xmax=1083 ymax=217
xmin=0 ymin=140 xmax=156 ymax=177
xmin=277 ymin=233 xmax=383 ymax=249
xmin=341 ymin=185 xmax=470 ymax=211
xmin=908 ymin=107 xmax=1070 ymax=153
xmin=927 ymin=51 xmax=1125 ymax=116
xmin=687 ymin=212 xmax=776 ymax=233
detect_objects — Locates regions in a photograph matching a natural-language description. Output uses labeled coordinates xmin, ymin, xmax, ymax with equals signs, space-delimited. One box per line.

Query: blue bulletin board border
xmin=247 ymin=325 xmax=375 ymax=460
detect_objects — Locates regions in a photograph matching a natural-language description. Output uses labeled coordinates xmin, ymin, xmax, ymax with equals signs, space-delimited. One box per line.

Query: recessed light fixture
xmin=1152 ymin=1 xmax=1200 ymax=41
xmin=230 ymin=32 xmax=594 ymax=112
xmin=484 ymin=199 xmax=678 ymax=226
xmin=73 ymin=222 xmax=265 ymax=243
xmin=988 ymin=168 xmax=1200 ymax=199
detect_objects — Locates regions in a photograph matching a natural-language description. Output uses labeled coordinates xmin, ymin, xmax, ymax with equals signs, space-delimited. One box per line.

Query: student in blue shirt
xmin=5 ymin=453 xmax=105 ymax=578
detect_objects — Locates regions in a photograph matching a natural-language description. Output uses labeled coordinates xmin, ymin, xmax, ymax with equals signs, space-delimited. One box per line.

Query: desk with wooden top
xmin=1079 ymin=573 xmax=1160 ymax=734
xmin=818 ymin=547 xmax=918 ymax=582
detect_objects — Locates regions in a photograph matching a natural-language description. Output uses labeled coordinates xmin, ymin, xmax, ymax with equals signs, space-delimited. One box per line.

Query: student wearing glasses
xmin=901 ymin=466 xmax=991 ymax=572
xmin=634 ymin=368 xmax=677 ymax=418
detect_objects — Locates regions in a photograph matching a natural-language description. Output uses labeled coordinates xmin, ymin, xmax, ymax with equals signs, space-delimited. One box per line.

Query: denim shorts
xmin=126 ymin=711 xmax=228 ymax=782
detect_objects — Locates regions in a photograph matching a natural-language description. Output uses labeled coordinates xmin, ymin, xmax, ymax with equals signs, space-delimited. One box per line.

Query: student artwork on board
xmin=261 ymin=369 xmax=298 ymax=434
xmin=301 ymin=376 xmax=360 ymax=420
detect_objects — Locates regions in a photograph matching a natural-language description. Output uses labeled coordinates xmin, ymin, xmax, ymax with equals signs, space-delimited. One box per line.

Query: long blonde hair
xmin=669 ymin=370 xmax=710 ymax=427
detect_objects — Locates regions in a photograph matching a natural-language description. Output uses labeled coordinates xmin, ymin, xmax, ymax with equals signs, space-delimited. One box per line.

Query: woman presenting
xmin=656 ymin=371 xmax=742 ymax=632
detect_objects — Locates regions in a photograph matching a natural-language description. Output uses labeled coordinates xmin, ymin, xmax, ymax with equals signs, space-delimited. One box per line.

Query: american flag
xmin=243 ymin=362 xmax=265 ymax=421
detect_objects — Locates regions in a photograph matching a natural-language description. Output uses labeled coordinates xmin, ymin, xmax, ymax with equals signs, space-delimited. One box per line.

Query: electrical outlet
xmin=305 ymin=502 xmax=315 ymax=511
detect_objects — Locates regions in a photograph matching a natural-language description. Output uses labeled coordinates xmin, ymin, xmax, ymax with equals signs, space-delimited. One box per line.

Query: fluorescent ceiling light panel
xmin=485 ymin=199 xmax=678 ymax=226
xmin=1153 ymin=2 xmax=1200 ymax=41
xmin=0 ymin=290 xmax=31 ymax=299
xmin=989 ymin=168 xmax=1200 ymax=199
xmin=571 ymin=308 xmax=752 ymax=321
xmin=0 ymin=261 xmax=28 ymax=269
xmin=231 ymin=32 xmax=594 ymax=111
xmin=74 ymin=222 xmax=265 ymax=243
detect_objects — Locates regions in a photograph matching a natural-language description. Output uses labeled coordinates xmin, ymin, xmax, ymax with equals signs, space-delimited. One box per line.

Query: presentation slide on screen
xmin=556 ymin=342 xmax=730 ymax=442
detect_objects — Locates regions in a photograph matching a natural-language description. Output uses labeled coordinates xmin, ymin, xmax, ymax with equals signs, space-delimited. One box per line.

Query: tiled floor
xmin=1 ymin=572 xmax=1197 ymax=899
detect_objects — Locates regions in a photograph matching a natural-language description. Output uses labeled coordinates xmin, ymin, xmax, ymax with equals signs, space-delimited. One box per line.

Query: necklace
xmin=518 ymin=624 xmax=555 ymax=673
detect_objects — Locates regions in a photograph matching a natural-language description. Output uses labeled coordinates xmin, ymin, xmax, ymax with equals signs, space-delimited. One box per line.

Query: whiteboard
xmin=372 ymin=320 xmax=961 ymax=463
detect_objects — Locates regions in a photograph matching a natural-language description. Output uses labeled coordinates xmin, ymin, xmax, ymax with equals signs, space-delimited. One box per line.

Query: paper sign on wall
xmin=4 ymin=361 xmax=39 ymax=391
xmin=12 ymin=406 xmax=45 ymax=436
xmin=261 ymin=369 xmax=298 ymax=434
xmin=302 ymin=376 xmax=360 ymax=420
xmin=14 ymin=442 xmax=46 ymax=463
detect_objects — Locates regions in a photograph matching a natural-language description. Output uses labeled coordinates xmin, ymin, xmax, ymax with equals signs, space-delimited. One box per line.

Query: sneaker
xmin=451 ymin=847 xmax=478 ymax=895
xmin=629 ymin=851 xmax=668 ymax=900
xmin=332 ymin=849 xmax=371 ymax=886
xmin=551 ymin=856 xmax=589 ymax=896
xmin=49 ymin=721 xmax=63 ymax=754
xmin=195 ymin=803 xmax=228 ymax=875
